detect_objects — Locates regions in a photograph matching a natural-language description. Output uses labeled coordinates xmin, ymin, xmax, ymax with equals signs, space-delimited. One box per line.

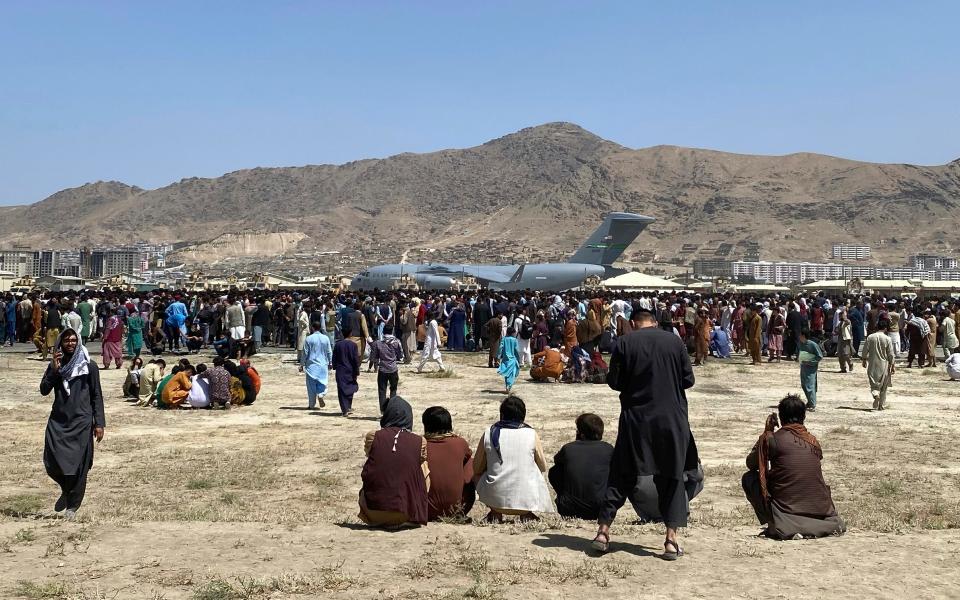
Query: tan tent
xmin=601 ymin=272 xmax=685 ymax=290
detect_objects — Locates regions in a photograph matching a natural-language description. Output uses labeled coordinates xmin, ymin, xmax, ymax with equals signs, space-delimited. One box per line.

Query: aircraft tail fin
xmin=568 ymin=212 xmax=654 ymax=266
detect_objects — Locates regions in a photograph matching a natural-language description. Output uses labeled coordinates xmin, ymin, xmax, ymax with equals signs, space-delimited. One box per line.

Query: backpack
xmin=519 ymin=319 xmax=534 ymax=340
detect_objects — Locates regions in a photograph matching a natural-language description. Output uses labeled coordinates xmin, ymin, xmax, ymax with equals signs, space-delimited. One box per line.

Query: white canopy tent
xmin=601 ymin=272 xmax=685 ymax=290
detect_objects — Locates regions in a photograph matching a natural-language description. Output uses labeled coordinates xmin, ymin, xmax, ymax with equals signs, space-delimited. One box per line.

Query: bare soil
xmin=2 ymin=347 xmax=960 ymax=599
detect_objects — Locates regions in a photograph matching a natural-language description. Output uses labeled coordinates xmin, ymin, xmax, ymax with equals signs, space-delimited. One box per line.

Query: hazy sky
xmin=2 ymin=1 xmax=958 ymax=204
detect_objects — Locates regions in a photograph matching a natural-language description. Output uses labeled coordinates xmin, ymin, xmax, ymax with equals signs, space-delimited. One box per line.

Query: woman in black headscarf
xmin=40 ymin=328 xmax=105 ymax=520
xmin=358 ymin=396 xmax=429 ymax=527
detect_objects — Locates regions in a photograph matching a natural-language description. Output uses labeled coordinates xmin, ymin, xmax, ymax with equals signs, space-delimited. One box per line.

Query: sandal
xmin=591 ymin=532 xmax=610 ymax=554
xmin=662 ymin=539 xmax=684 ymax=561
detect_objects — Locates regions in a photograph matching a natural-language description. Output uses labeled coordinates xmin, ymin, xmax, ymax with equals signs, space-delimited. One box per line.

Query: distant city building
xmin=692 ymin=258 xmax=733 ymax=278
xmin=732 ymin=261 xmax=960 ymax=284
xmin=909 ymin=254 xmax=958 ymax=270
xmin=81 ymin=246 xmax=144 ymax=278
xmin=831 ymin=243 xmax=871 ymax=261
xmin=0 ymin=250 xmax=35 ymax=277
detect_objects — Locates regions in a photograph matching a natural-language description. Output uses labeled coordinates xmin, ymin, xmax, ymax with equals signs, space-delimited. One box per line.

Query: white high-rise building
xmin=831 ymin=243 xmax=871 ymax=261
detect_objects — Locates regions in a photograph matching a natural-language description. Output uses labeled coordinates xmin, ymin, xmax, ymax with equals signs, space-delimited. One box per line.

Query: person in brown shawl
xmin=746 ymin=305 xmax=763 ymax=365
xmin=358 ymin=396 xmax=429 ymax=527
xmin=422 ymin=406 xmax=475 ymax=521
xmin=742 ymin=394 xmax=845 ymax=539
xmin=693 ymin=308 xmax=711 ymax=366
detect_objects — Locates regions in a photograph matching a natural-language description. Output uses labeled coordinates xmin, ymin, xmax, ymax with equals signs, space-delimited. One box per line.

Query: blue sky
xmin=2 ymin=1 xmax=958 ymax=204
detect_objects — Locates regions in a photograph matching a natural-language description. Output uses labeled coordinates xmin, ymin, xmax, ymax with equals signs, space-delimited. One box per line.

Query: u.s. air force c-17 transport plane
xmin=350 ymin=212 xmax=655 ymax=291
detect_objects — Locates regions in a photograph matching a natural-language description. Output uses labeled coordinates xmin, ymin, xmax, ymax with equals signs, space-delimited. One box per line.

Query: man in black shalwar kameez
xmin=593 ymin=310 xmax=699 ymax=560
xmin=40 ymin=328 xmax=105 ymax=519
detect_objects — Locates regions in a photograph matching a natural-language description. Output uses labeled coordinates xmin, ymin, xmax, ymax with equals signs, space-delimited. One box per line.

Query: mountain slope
xmin=2 ymin=122 xmax=957 ymax=264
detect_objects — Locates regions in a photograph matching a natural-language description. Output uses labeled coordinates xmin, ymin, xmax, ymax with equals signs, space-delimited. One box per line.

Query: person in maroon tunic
xmin=358 ymin=396 xmax=429 ymax=527
xmin=422 ymin=406 xmax=475 ymax=521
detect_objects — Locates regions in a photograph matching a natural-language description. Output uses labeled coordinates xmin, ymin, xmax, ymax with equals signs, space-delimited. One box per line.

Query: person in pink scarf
xmin=101 ymin=309 xmax=125 ymax=369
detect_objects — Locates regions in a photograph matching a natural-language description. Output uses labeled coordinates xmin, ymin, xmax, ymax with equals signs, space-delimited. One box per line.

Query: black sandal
xmin=662 ymin=539 xmax=684 ymax=561
xmin=591 ymin=532 xmax=610 ymax=553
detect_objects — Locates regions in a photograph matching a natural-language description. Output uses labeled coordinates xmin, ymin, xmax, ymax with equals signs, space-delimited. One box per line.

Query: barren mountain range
xmin=2 ymin=122 xmax=958 ymax=265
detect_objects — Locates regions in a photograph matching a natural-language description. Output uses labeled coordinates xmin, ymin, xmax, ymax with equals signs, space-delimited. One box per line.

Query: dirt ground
xmin=2 ymin=344 xmax=960 ymax=600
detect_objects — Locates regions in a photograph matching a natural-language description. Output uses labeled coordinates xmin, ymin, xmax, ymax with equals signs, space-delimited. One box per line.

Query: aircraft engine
xmin=415 ymin=274 xmax=457 ymax=289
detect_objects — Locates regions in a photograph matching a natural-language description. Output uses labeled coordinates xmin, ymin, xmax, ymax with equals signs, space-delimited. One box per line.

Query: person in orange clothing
xmin=161 ymin=365 xmax=194 ymax=407
xmin=531 ymin=346 xmax=567 ymax=382
xmin=239 ymin=359 xmax=261 ymax=395
xmin=562 ymin=310 xmax=579 ymax=357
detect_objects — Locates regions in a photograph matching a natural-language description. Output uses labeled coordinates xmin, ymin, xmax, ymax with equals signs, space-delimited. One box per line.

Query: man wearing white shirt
xmin=187 ymin=364 xmax=212 ymax=408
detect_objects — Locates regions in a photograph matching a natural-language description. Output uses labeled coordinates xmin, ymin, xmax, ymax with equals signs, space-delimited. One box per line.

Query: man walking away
xmin=370 ymin=332 xmax=404 ymax=413
xmin=797 ymin=329 xmax=824 ymax=411
xmin=862 ymin=318 xmax=896 ymax=411
xmin=300 ymin=321 xmax=332 ymax=409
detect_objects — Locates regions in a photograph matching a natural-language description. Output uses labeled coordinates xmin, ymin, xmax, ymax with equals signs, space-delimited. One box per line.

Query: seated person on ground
xmin=583 ymin=351 xmax=608 ymax=384
xmin=187 ymin=363 xmax=211 ymax=408
xmin=148 ymin=325 xmax=166 ymax=356
xmin=137 ymin=359 xmax=165 ymax=406
xmin=629 ymin=463 xmax=704 ymax=525
xmin=160 ymin=364 xmax=195 ymax=408
xmin=123 ymin=357 xmax=144 ymax=398
xmin=235 ymin=333 xmax=255 ymax=358
xmin=530 ymin=346 xmax=567 ymax=382
xmin=710 ymin=326 xmax=732 ymax=358
xmin=198 ymin=356 xmax=233 ymax=409
xmin=185 ymin=325 xmax=203 ymax=353
xmin=212 ymin=332 xmax=231 ymax=358
xmin=239 ymin=359 xmax=262 ymax=395
xmin=561 ymin=346 xmax=591 ymax=383
xmin=548 ymin=413 xmax=704 ymax=521
xmin=549 ymin=413 xmax=615 ymax=519
xmin=225 ymin=359 xmax=257 ymax=405
xmin=947 ymin=351 xmax=960 ymax=381
xmin=422 ymin=406 xmax=475 ymax=521
xmin=154 ymin=367 xmax=178 ymax=409
xmin=742 ymin=394 xmax=846 ymax=540
xmin=474 ymin=395 xmax=554 ymax=523
xmin=359 ymin=396 xmax=430 ymax=527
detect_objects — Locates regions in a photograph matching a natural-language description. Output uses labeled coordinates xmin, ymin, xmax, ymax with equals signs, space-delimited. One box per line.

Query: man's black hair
xmin=575 ymin=413 xmax=604 ymax=441
xmin=499 ymin=395 xmax=526 ymax=423
xmin=422 ymin=406 xmax=453 ymax=435
xmin=778 ymin=393 xmax=806 ymax=425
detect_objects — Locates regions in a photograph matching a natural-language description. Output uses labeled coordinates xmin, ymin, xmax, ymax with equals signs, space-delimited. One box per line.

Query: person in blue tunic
xmin=710 ymin=326 xmax=731 ymax=358
xmin=797 ymin=328 xmax=824 ymax=411
xmin=447 ymin=302 xmax=467 ymax=351
xmin=299 ymin=320 xmax=332 ymax=409
xmin=497 ymin=327 xmax=522 ymax=394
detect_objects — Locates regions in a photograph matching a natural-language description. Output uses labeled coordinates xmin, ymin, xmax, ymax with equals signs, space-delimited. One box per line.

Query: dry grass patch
xmin=0 ymin=493 xmax=46 ymax=518
xmin=191 ymin=566 xmax=361 ymax=599
xmin=423 ymin=369 xmax=462 ymax=379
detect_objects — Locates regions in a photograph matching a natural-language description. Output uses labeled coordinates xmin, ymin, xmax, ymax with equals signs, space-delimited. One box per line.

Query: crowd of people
xmin=355 ymin=308 xmax=845 ymax=558
xmin=9 ymin=286 xmax=958 ymax=415
xmin=18 ymin=284 xmax=956 ymax=544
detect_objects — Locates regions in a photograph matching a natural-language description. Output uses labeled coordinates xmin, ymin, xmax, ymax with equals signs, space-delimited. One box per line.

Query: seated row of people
xmin=124 ymin=356 xmax=260 ymax=409
xmin=357 ymin=396 xmax=698 ymax=527
xmin=359 ymin=394 xmax=846 ymax=541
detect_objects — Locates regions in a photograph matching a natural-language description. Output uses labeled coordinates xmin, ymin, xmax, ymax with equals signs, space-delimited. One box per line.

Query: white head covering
xmin=55 ymin=327 xmax=90 ymax=396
